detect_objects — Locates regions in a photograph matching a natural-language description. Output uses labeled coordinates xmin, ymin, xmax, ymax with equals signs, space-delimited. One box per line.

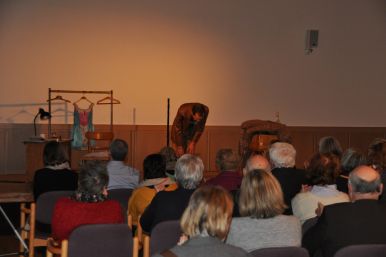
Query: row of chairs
xmin=20 ymin=190 xmax=386 ymax=257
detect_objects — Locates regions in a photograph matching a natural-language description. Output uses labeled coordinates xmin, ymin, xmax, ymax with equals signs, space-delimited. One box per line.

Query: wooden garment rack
xmin=48 ymin=88 xmax=114 ymax=137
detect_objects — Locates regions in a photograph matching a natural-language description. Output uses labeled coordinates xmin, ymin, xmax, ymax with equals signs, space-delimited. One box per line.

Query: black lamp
xmin=34 ymin=108 xmax=51 ymax=137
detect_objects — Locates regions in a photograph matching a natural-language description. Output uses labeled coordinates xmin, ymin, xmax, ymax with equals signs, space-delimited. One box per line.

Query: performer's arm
xmin=191 ymin=106 xmax=209 ymax=144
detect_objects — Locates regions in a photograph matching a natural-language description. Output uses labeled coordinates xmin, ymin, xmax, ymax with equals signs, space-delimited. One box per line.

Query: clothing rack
xmin=48 ymin=88 xmax=114 ymax=137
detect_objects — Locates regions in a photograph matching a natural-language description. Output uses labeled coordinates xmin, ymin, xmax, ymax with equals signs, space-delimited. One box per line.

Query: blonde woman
xmin=227 ymin=169 xmax=301 ymax=252
xmin=152 ymin=186 xmax=248 ymax=257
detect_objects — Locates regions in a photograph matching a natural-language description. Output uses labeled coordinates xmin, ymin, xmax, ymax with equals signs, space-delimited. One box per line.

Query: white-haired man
xmin=269 ymin=142 xmax=307 ymax=215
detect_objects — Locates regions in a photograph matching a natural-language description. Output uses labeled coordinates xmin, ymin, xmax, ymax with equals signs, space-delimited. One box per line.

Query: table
xmin=0 ymin=182 xmax=33 ymax=256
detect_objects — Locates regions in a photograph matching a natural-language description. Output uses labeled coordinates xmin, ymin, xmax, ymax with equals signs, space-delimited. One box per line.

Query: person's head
xmin=159 ymin=146 xmax=177 ymax=172
xmin=192 ymin=104 xmax=206 ymax=122
xmin=269 ymin=142 xmax=296 ymax=169
xmin=318 ymin=136 xmax=343 ymax=159
xmin=239 ymin=169 xmax=286 ymax=218
xmin=180 ymin=185 xmax=233 ymax=240
xmin=215 ymin=148 xmax=240 ymax=172
xmin=174 ymin=154 xmax=203 ymax=189
xmin=243 ymin=154 xmax=271 ymax=175
xmin=143 ymin=154 xmax=167 ymax=180
xmin=43 ymin=141 xmax=69 ymax=166
xmin=367 ymin=138 xmax=386 ymax=171
xmin=307 ymin=153 xmax=340 ymax=186
xmin=341 ymin=148 xmax=367 ymax=175
xmin=109 ymin=139 xmax=128 ymax=161
xmin=348 ymin=165 xmax=383 ymax=201
xmin=77 ymin=161 xmax=109 ymax=201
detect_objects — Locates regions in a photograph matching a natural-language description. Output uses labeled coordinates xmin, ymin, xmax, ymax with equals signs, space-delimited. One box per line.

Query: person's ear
xmin=378 ymin=183 xmax=384 ymax=195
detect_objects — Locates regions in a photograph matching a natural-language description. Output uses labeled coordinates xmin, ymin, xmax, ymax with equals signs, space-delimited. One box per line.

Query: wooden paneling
xmin=0 ymin=124 xmax=385 ymax=181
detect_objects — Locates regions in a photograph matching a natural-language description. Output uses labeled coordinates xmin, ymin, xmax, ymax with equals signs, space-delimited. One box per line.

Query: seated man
xmin=140 ymin=154 xmax=203 ymax=233
xmin=269 ymin=142 xmax=307 ymax=215
xmin=107 ymin=139 xmax=139 ymax=190
xmin=303 ymin=165 xmax=386 ymax=257
xmin=243 ymin=153 xmax=271 ymax=175
xmin=205 ymin=148 xmax=242 ymax=192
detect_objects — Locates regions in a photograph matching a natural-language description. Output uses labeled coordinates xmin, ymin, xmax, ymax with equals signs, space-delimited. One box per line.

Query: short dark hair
xmin=341 ymin=148 xmax=367 ymax=175
xmin=77 ymin=160 xmax=109 ymax=195
xmin=215 ymin=149 xmax=239 ymax=171
xmin=318 ymin=136 xmax=343 ymax=158
xmin=143 ymin=154 xmax=167 ymax=180
xmin=192 ymin=104 xmax=206 ymax=117
xmin=43 ymin=141 xmax=69 ymax=166
xmin=307 ymin=153 xmax=340 ymax=185
xmin=109 ymin=139 xmax=128 ymax=161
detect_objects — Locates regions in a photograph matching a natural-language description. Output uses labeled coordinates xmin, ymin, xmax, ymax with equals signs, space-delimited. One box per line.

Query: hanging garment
xmin=71 ymin=103 xmax=94 ymax=149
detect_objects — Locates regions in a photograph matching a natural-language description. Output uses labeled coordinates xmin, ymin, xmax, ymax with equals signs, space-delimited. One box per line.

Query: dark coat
xmin=271 ymin=167 xmax=307 ymax=215
xmin=302 ymin=199 xmax=386 ymax=257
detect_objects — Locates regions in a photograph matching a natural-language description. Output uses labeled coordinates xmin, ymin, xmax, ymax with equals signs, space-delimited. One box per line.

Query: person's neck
xmin=351 ymin=193 xmax=379 ymax=202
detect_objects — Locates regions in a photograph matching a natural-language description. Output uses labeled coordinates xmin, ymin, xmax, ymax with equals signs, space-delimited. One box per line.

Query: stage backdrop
xmin=0 ymin=0 xmax=385 ymax=127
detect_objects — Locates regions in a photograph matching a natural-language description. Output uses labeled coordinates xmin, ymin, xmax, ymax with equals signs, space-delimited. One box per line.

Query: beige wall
xmin=0 ymin=0 xmax=386 ymax=127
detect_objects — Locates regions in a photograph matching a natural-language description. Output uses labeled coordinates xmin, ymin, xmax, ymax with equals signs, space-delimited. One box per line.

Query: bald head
xmin=348 ymin=165 xmax=383 ymax=200
xmin=244 ymin=154 xmax=271 ymax=175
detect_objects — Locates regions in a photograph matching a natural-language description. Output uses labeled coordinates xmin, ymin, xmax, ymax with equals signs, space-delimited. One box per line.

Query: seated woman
xmin=140 ymin=154 xmax=203 ymax=233
xmin=33 ymin=141 xmax=78 ymax=200
xmin=226 ymin=169 xmax=301 ymax=252
xmin=128 ymin=153 xmax=177 ymax=224
xmin=336 ymin=148 xmax=367 ymax=193
xmin=51 ymin=161 xmax=124 ymax=242
xmin=292 ymin=153 xmax=349 ymax=224
xmin=152 ymin=186 xmax=249 ymax=257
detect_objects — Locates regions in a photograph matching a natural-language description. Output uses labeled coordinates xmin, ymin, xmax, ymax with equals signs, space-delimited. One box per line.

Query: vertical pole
xmin=48 ymin=88 xmax=52 ymax=137
xmin=110 ymin=90 xmax=113 ymax=132
xmin=167 ymin=98 xmax=170 ymax=147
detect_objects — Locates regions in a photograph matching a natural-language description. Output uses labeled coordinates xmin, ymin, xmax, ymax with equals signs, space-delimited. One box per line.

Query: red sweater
xmin=51 ymin=197 xmax=124 ymax=241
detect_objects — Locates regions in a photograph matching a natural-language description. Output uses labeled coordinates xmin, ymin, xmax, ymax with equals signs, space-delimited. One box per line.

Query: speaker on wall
xmin=305 ymin=29 xmax=319 ymax=54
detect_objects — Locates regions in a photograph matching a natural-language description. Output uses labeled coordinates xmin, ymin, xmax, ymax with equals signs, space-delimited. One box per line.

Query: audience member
xmin=336 ymin=148 xmax=367 ymax=193
xmin=243 ymin=153 xmax=271 ymax=175
xmin=368 ymin=138 xmax=386 ymax=171
xmin=107 ymin=139 xmax=139 ymax=190
xmin=205 ymin=148 xmax=242 ymax=191
xmin=33 ymin=141 xmax=78 ymax=200
xmin=303 ymin=165 xmax=386 ymax=257
xmin=367 ymin=138 xmax=386 ymax=202
xmin=128 ymin=154 xmax=177 ymax=224
xmin=292 ymin=153 xmax=349 ymax=224
xmin=140 ymin=154 xmax=203 ymax=233
xmin=159 ymin=146 xmax=177 ymax=175
xmin=227 ymin=169 xmax=301 ymax=252
xmin=269 ymin=142 xmax=307 ymax=214
xmin=318 ymin=136 xmax=343 ymax=159
xmin=51 ymin=161 xmax=124 ymax=242
xmin=153 ymin=186 xmax=249 ymax=257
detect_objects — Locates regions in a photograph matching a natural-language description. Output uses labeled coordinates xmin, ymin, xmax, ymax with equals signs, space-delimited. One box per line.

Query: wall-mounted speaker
xmin=305 ymin=29 xmax=319 ymax=54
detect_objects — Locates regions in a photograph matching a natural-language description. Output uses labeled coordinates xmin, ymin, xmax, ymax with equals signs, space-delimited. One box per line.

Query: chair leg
xmin=143 ymin=236 xmax=150 ymax=257
xmin=28 ymin=204 xmax=36 ymax=257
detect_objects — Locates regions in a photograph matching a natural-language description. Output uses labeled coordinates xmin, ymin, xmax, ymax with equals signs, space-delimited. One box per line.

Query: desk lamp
xmin=33 ymin=108 xmax=51 ymax=137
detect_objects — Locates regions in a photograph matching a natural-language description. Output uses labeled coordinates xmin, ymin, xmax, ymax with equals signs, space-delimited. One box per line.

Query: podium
xmin=239 ymin=119 xmax=287 ymax=164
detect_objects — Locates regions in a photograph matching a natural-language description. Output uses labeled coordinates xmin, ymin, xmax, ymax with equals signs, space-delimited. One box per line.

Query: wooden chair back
xmin=85 ymin=131 xmax=114 ymax=152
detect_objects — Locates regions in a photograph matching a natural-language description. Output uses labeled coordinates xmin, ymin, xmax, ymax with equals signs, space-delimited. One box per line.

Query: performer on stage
xmin=171 ymin=103 xmax=209 ymax=157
